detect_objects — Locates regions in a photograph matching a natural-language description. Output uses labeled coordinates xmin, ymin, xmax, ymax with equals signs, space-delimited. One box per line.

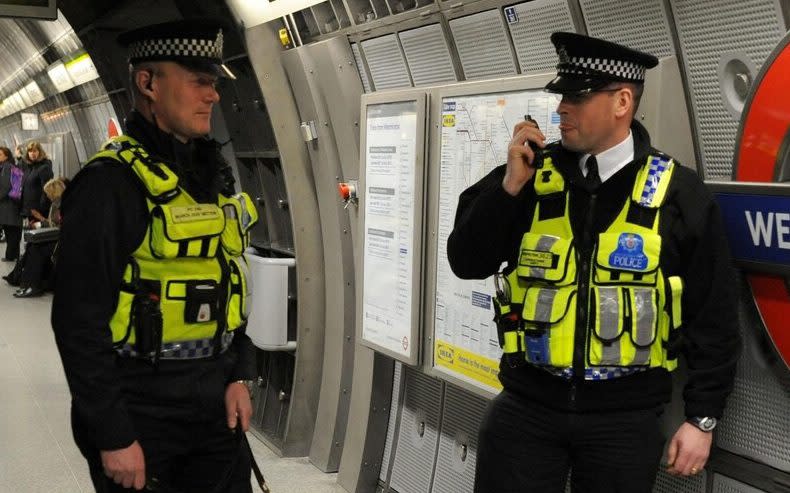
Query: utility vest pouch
xmin=150 ymin=204 xmax=225 ymax=259
xmin=220 ymin=193 xmax=259 ymax=256
xmin=183 ymin=281 xmax=219 ymax=323
xmin=589 ymin=286 xmax=659 ymax=366
xmin=520 ymin=285 xmax=577 ymax=367
xmin=594 ymin=232 xmax=661 ymax=285
xmin=227 ymin=256 xmax=253 ymax=330
xmin=517 ymin=233 xmax=576 ymax=285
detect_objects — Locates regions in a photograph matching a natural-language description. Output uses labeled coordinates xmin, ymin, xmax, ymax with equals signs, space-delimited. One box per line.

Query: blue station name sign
xmin=709 ymin=182 xmax=790 ymax=274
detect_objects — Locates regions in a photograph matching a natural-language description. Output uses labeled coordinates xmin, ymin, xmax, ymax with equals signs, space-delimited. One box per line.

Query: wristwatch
xmin=687 ymin=416 xmax=717 ymax=432
xmin=234 ymin=379 xmax=255 ymax=398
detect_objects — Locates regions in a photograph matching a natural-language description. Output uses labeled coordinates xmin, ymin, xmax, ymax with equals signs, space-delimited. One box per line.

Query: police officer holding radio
xmin=53 ymin=20 xmax=260 ymax=492
xmin=448 ymin=33 xmax=740 ymax=492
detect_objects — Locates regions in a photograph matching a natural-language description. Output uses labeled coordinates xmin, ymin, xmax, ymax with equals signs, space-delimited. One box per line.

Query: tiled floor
xmin=0 ymin=260 xmax=346 ymax=493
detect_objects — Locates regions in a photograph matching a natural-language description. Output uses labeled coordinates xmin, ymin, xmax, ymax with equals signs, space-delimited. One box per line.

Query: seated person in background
xmin=13 ymin=177 xmax=66 ymax=298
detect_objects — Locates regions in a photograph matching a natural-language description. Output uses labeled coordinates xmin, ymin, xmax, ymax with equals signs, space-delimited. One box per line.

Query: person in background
xmin=52 ymin=19 xmax=258 ymax=492
xmin=0 ymin=146 xmax=24 ymax=261
xmin=15 ymin=144 xmax=27 ymax=166
xmin=13 ymin=177 xmax=66 ymax=298
xmin=21 ymin=141 xmax=54 ymax=226
xmin=448 ymin=32 xmax=740 ymax=492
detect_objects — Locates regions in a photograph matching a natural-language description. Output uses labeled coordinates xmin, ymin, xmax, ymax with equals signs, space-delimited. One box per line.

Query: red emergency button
xmin=338 ymin=182 xmax=357 ymax=201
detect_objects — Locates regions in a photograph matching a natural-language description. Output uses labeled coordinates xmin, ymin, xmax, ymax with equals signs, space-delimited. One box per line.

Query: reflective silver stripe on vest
xmin=597 ymin=287 xmax=621 ymax=365
xmin=117 ymin=332 xmax=235 ymax=360
xmin=534 ymin=288 xmax=558 ymax=322
xmin=631 ymin=288 xmax=656 ymax=365
xmin=531 ymin=235 xmax=559 ymax=279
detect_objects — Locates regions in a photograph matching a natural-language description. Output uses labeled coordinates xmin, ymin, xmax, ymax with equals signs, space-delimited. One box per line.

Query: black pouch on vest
xmin=134 ymin=296 xmax=163 ymax=357
xmin=184 ymin=281 xmax=219 ymax=323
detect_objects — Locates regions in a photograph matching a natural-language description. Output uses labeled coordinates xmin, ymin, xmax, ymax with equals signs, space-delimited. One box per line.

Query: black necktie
xmin=585 ymin=155 xmax=601 ymax=190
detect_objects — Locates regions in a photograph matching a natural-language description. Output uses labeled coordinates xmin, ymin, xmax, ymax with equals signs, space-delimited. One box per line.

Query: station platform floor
xmin=0 ymin=261 xmax=345 ymax=493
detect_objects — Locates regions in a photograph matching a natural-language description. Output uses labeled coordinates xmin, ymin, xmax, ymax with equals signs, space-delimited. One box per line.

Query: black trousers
xmin=474 ymin=389 xmax=666 ymax=493
xmin=74 ymin=412 xmax=252 ymax=493
xmin=19 ymin=240 xmax=55 ymax=289
xmin=2 ymin=225 xmax=21 ymax=260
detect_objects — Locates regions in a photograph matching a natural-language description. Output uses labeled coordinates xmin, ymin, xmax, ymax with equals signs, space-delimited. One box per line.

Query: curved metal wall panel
xmin=654 ymin=470 xmax=707 ymax=492
xmin=579 ymin=0 xmax=674 ymax=58
xmin=715 ymin=295 xmax=790 ymax=472
xmin=712 ymin=475 xmax=767 ymax=493
xmin=398 ymin=24 xmax=457 ymax=87
xmin=361 ymin=34 xmax=413 ymax=90
xmin=669 ymin=0 xmax=786 ymax=179
xmin=380 ymin=361 xmax=403 ymax=483
xmin=351 ymin=42 xmax=373 ymax=93
xmin=431 ymin=385 xmax=487 ymax=493
xmin=508 ymin=0 xmax=578 ymax=74
xmin=448 ymin=10 xmax=517 ymax=80
xmin=388 ymin=368 xmax=443 ymax=493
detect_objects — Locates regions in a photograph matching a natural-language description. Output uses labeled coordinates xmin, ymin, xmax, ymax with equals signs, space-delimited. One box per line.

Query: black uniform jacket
xmin=52 ymin=111 xmax=256 ymax=451
xmin=448 ymin=121 xmax=740 ymax=419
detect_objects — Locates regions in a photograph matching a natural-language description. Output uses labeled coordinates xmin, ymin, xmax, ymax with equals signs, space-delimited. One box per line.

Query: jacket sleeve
xmin=447 ymin=164 xmax=527 ymax=280
xmin=38 ymin=162 xmax=54 ymax=213
xmin=228 ymin=327 xmax=257 ymax=382
xmin=677 ymin=183 xmax=742 ymax=419
xmin=51 ymin=163 xmax=148 ymax=450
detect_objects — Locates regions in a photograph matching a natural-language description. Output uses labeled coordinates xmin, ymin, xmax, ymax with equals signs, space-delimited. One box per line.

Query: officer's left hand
xmin=666 ymin=422 xmax=713 ymax=476
xmin=225 ymin=382 xmax=253 ymax=432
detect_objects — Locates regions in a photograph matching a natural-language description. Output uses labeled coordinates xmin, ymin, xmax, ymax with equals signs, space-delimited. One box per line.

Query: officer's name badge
xmin=520 ymin=249 xmax=557 ymax=269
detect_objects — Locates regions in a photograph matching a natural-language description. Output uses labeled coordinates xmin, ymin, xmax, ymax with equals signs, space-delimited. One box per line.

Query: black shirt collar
xmin=124 ymin=110 xmax=223 ymax=202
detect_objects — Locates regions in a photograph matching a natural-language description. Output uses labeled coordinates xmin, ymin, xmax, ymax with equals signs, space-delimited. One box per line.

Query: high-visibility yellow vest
xmin=87 ymin=135 xmax=259 ymax=358
xmin=500 ymin=153 xmax=683 ymax=371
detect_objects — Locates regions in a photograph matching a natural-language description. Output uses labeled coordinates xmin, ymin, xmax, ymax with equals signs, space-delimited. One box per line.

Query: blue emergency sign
xmin=714 ymin=189 xmax=790 ymax=270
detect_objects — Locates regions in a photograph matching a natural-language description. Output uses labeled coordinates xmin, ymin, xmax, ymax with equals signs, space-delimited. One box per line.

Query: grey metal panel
xmin=712 ymin=475 xmax=767 ymax=493
xmin=303 ymin=36 xmax=363 ymax=473
xmin=431 ymin=385 xmax=487 ymax=493
xmin=283 ymin=44 xmax=356 ymax=469
xmin=670 ymin=0 xmax=786 ymax=179
xmin=715 ymin=292 xmax=790 ymax=472
xmin=398 ymin=24 xmax=457 ymax=87
xmin=653 ymin=469 xmax=707 ymax=493
xmin=337 ymin=350 xmax=395 ymax=493
xmin=639 ymin=56 xmax=697 ymax=170
xmin=389 ymin=368 xmax=443 ymax=493
xmin=508 ymin=0 xmax=578 ymax=74
xmin=579 ymin=0 xmax=673 ymax=58
xmin=351 ymin=42 xmax=373 ymax=92
xmin=244 ymin=22 xmax=326 ymax=458
xmin=380 ymin=361 xmax=403 ymax=482
xmin=449 ymin=10 xmax=517 ymax=80
xmin=361 ymin=34 xmax=413 ymax=90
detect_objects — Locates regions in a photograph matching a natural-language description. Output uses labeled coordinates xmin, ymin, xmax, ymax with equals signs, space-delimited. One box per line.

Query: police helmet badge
xmin=609 ymin=233 xmax=648 ymax=271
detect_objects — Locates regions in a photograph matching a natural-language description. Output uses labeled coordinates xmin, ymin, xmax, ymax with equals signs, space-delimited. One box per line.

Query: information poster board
xmin=433 ymin=88 xmax=562 ymax=392
xmin=360 ymin=96 xmax=425 ymax=364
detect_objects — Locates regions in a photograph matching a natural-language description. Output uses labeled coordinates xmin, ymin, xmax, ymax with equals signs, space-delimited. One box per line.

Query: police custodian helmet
xmin=545 ymin=32 xmax=658 ymax=95
xmin=117 ymin=19 xmax=236 ymax=79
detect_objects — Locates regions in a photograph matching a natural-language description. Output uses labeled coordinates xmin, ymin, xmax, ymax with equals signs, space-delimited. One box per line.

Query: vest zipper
xmin=574 ymin=192 xmax=597 ymax=384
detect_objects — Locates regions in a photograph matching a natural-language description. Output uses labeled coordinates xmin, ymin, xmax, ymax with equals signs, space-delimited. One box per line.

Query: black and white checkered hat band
xmin=129 ymin=37 xmax=221 ymax=61
xmin=558 ymin=56 xmax=646 ymax=81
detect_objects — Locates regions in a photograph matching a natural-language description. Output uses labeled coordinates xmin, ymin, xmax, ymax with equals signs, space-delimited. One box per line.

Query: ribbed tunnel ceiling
xmin=0 ymin=14 xmax=77 ymax=99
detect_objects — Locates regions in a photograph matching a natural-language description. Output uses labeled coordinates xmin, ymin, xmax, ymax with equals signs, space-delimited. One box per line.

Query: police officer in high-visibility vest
xmin=448 ymin=32 xmax=741 ymax=492
xmin=53 ymin=20 xmax=259 ymax=492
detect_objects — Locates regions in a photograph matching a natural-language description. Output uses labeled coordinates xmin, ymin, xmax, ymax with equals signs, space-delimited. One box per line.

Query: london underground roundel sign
xmin=728 ymin=30 xmax=790 ymax=371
